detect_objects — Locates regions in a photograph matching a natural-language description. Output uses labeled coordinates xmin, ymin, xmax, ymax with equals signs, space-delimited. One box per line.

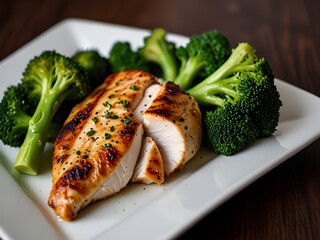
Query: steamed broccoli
xmin=139 ymin=28 xmax=178 ymax=81
xmin=174 ymin=30 xmax=231 ymax=90
xmin=108 ymin=41 xmax=152 ymax=73
xmin=187 ymin=42 xmax=282 ymax=156
xmin=0 ymin=84 xmax=62 ymax=147
xmin=72 ymin=49 xmax=109 ymax=89
xmin=12 ymin=50 xmax=91 ymax=175
xmin=0 ymin=84 xmax=33 ymax=147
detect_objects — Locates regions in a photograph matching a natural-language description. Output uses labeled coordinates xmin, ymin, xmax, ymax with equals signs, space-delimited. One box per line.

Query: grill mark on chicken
xmin=56 ymin=106 xmax=93 ymax=139
xmin=48 ymin=70 xmax=203 ymax=221
xmin=141 ymin=81 xmax=202 ymax=175
xmin=56 ymin=88 xmax=106 ymax=141
xmin=53 ymin=104 xmax=95 ymax=166
xmin=118 ymin=120 xmax=139 ymax=139
xmin=63 ymin=162 xmax=93 ymax=181
xmin=56 ymin=155 xmax=68 ymax=164
xmin=144 ymin=82 xmax=193 ymax=121
xmin=48 ymin=70 xmax=155 ymax=221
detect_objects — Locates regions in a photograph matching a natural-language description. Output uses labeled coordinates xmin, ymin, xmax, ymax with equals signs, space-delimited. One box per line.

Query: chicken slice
xmin=135 ymin=82 xmax=202 ymax=176
xmin=133 ymin=84 xmax=162 ymax=122
xmin=48 ymin=70 xmax=156 ymax=221
xmin=131 ymin=136 xmax=164 ymax=184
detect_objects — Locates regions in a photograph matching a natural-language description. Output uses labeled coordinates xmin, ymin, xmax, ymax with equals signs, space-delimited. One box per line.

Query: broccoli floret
xmin=203 ymin=103 xmax=259 ymax=156
xmin=0 ymin=84 xmax=37 ymax=147
xmin=108 ymin=41 xmax=151 ymax=73
xmin=12 ymin=50 xmax=90 ymax=175
xmin=72 ymin=49 xmax=110 ymax=89
xmin=187 ymin=42 xmax=282 ymax=155
xmin=174 ymin=30 xmax=231 ymax=90
xmin=0 ymin=84 xmax=62 ymax=147
xmin=139 ymin=28 xmax=178 ymax=81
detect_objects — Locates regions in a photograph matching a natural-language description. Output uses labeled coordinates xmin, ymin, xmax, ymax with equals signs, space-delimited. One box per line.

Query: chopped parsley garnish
xmin=104 ymin=143 xmax=112 ymax=148
xmin=104 ymin=110 xmax=110 ymax=118
xmin=120 ymin=99 xmax=129 ymax=107
xmin=122 ymin=118 xmax=131 ymax=124
xmin=92 ymin=117 xmax=98 ymax=123
xmin=110 ymin=114 xmax=119 ymax=119
xmin=103 ymin=101 xmax=112 ymax=109
xmin=86 ymin=129 xmax=96 ymax=136
xmin=130 ymin=85 xmax=139 ymax=90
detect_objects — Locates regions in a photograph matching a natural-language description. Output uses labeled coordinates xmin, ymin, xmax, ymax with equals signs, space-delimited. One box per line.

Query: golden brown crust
xmin=48 ymin=70 xmax=156 ymax=221
xmin=143 ymin=82 xmax=202 ymax=175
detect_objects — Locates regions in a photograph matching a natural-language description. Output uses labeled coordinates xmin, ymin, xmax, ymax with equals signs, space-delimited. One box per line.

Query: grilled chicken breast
xmin=48 ymin=70 xmax=156 ymax=221
xmin=131 ymin=136 xmax=164 ymax=184
xmin=48 ymin=70 xmax=202 ymax=221
xmin=134 ymin=82 xmax=202 ymax=176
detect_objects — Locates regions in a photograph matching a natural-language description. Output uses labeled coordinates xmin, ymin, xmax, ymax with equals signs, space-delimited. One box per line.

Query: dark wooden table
xmin=1 ymin=0 xmax=319 ymax=239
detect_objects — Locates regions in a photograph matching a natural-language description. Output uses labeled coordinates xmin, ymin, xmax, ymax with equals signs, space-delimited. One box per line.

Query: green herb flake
xmin=122 ymin=118 xmax=131 ymax=124
xmin=104 ymin=143 xmax=112 ymax=148
xmin=110 ymin=114 xmax=119 ymax=119
xmin=104 ymin=110 xmax=110 ymax=118
xmin=130 ymin=85 xmax=139 ymax=90
xmin=120 ymin=100 xmax=129 ymax=107
xmin=103 ymin=101 xmax=112 ymax=110
xmin=110 ymin=126 xmax=115 ymax=132
xmin=104 ymin=133 xmax=111 ymax=139
xmin=92 ymin=117 xmax=98 ymax=123
xmin=86 ymin=129 xmax=96 ymax=136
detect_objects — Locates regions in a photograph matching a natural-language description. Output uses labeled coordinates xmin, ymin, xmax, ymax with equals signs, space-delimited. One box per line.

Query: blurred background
xmin=1 ymin=0 xmax=319 ymax=97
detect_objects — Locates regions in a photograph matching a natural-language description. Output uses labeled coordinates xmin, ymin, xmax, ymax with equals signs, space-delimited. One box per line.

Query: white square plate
xmin=1 ymin=19 xmax=320 ymax=240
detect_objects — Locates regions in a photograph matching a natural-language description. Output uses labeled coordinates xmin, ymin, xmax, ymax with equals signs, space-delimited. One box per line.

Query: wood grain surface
xmin=0 ymin=0 xmax=319 ymax=239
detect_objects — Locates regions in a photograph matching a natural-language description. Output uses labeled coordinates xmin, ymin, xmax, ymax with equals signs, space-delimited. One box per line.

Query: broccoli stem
xmin=187 ymin=42 xmax=254 ymax=106
xmin=154 ymin=40 xmax=177 ymax=81
xmin=13 ymin=111 xmax=33 ymax=132
xmin=14 ymin=93 xmax=62 ymax=175
xmin=140 ymin=28 xmax=178 ymax=81
xmin=173 ymin=56 xmax=204 ymax=90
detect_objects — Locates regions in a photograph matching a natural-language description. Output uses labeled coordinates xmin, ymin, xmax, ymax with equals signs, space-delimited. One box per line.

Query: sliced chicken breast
xmin=135 ymin=82 xmax=202 ymax=176
xmin=48 ymin=70 xmax=156 ymax=221
xmin=48 ymin=70 xmax=202 ymax=221
xmin=133 ymin=84 xmax=162 ymax=123
xmin=131 ymin=136 xmax=164 ymax=184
